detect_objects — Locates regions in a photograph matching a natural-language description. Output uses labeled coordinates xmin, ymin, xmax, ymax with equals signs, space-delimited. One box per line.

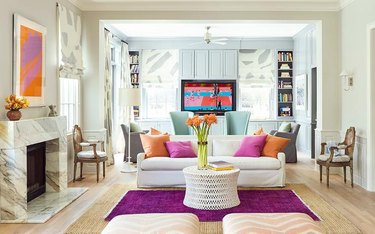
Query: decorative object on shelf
xmin=48 ymin=104 xmax=58 ymax=117
xmin=4 ymin=94 xmax=29 ymax=121
xmin=186 ymin=114 xmax=217 ymax=169
xmin=295 ymin=74 xmax=307 ymax=110
xmin=13 ymin=14 xmax=46 ymax=106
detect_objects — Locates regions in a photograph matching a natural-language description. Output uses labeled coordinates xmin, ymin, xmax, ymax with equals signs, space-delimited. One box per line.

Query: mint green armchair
xmin=225 ymin=111 xmax=251 ymax=135
xmin=169 ymin=111 xmax=194 ymax=135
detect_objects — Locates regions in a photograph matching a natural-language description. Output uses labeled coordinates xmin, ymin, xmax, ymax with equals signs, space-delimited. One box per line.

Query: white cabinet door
xmin=209 ymin=50 xmax=223 ymax=78
xmin=180 ymin=50 xmax=195 ymax=78
xmin=195 ymin=50 xmax=209 ymax=79
xmin=223 ymin=50 xmax=238 ymax=79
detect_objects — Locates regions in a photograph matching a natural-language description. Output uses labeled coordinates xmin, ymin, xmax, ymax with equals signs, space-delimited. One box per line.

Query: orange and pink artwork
xmin=14 ymin=14 xmax=46 ymax=105
xmin=20 ymin=25 xmax=43 ymax=96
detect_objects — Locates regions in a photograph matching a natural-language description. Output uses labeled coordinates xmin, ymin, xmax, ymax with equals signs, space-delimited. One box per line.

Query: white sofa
xmin=137 ymin=135 xmax=286 ymax=188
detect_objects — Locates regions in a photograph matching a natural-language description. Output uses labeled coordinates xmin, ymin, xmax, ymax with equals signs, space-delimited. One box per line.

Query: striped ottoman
xmin=102 ymin=213 xmax=200 ymax=234
xmin=223 ymin=213 xmax=323 ymax=234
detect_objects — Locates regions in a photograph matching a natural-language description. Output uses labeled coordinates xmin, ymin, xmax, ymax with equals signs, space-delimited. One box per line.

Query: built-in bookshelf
xmin=129 ymin=51 xmax=140 ymax=87
xmin=277 ymin=51 xmax=293 ymax=118
xmin=129 ymin=51 xmax=140 ymax=118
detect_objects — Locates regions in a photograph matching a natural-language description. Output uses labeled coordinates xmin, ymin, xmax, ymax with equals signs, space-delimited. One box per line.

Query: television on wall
xmin=181 ymin=80 xmax=236 ymax=116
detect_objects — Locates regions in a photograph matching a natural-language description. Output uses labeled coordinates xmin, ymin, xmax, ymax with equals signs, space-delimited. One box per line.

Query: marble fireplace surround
xmin=0 ymin=116 xmax=87 ymax=223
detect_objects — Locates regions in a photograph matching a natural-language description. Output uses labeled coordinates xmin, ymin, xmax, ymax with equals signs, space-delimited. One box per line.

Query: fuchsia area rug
xmin=105 ymin=190 xmax=319 ymax=222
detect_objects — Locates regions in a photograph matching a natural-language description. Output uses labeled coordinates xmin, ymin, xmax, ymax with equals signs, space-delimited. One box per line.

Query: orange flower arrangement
xmin=186 ymin=114 xmax=217 ymax=142
xmin=4 ymin=94 xmax=29 ymax=111
xmin=186 ymin=114 xmax=217 ymax=169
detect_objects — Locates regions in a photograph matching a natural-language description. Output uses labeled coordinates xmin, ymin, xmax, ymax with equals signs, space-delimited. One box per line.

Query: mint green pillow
xmin=130 ymin=122 xmax=142 ymax=132
xmin=278 ymin=122 xmax=291 ymax=132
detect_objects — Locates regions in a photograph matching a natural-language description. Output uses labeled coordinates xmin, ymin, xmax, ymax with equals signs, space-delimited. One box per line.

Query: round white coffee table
xmin=183 ymin=166 xmax=240 ymax=210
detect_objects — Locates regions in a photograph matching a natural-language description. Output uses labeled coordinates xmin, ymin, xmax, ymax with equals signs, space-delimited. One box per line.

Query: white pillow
xmin=212 ymin=139 xmax=241 ymax=157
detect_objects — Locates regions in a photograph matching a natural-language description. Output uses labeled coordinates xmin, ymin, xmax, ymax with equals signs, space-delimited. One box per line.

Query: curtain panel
xmin=238 ymin=49 xmax=275 ymax=86
xmin=141 ymin=49 xmax=179 ymax=84
xmin=57 ymin=3 xmax=83 ymax=79
xmin=104 ymin=30 xmax=114 ymax=165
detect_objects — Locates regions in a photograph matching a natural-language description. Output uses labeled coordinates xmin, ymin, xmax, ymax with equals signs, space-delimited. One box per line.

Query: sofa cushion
xmin=234 ymin=135 xmax=267 ymax=157
xmin=278 ymin=122 xmax=291 ymax=132
xmin=262 ymin=135 xmax=290 ymax=158
xmin=212 ymin=139 xmax=241 ymax=156
xmin=165 ymin=141 xmax=197 ymax=158
xmin=141 ymin=156 xmax=281 ymax=171
xmin=140 ymin=134 xmax=170 ymax=158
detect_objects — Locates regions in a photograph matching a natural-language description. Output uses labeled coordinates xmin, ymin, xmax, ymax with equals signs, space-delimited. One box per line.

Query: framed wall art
xmin=13 ymin=14 xmax=46 ymax=106
xmin=295 ymin=74 xmax=307 ymax=110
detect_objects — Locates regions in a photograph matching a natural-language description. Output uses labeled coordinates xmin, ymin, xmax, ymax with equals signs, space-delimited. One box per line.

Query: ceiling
xmin=68 ymin=0 xmax=355 ymax=11
xmin=111 ymin=22 xmax=309 ymax=39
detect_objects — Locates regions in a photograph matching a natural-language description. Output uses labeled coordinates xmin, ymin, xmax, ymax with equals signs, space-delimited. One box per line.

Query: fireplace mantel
xmin=0 ymin=116 xmax=86 ymax=223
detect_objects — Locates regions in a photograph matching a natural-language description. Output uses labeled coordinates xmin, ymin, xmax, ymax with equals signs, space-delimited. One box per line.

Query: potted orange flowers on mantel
xmin=186 ymin=114 xmax=217 ymax=170
xmin=4 ymin=94 xmax=29 ymax=121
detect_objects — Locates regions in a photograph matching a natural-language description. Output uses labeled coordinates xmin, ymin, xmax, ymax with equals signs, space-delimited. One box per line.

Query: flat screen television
xmin=181 ymin=80 xmax=236 ymax=116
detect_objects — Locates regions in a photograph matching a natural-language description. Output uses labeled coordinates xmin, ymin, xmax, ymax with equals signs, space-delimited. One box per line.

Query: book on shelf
xmin=280 ymin=72 xmax=291 ymax=78
xmin=278 ymin=52 xmax=293 ymax=62
xmin=280 ymin=106 xmax=291 ymax=116
xmin=279 ymin=93 xmax=293 ymax=102
xmin=129 ymin=55 xmax=139 ymax=64
xmin=280 ymin=64 xmax=291 ymax=70
xmin=130 ymin=65 xmax=139 ymax=73
xmin=207 ymin=161 xmax=234 ymax=171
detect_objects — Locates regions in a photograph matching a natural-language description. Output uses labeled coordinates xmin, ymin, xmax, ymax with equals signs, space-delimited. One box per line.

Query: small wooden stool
xmin=223 ymin=213 xmax=323 ymax=234
xmin=102 ymin=213 xmax=200 ymax=234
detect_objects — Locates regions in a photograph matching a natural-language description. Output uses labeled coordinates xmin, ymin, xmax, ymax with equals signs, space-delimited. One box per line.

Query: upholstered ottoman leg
xmin=102 ymin=213 xmax=200 ymax=234
xmin=223 ymin=213 xmax=323 ymax=234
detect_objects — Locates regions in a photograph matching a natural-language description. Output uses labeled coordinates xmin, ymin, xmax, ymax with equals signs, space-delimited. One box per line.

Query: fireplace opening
xmin=27 ymin=142 xmax=46 ymax=202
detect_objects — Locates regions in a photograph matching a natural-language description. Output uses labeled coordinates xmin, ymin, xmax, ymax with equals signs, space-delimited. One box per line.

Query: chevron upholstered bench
xmin=223 ymin=213 xmax=323 ymax=234
xmin=102 ymin=213 xmax=199 ymax=234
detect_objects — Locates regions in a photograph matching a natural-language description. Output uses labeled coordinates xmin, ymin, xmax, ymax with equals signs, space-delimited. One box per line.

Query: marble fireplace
xmin=0 ymin=116 xmax=87 ymax=223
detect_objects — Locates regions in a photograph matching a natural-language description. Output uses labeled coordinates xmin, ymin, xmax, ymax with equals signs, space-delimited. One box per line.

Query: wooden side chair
xmin=73 ymin=125 xmax=108 ymax=183
xmin=317 ymin=127 xmax=356 ymax=187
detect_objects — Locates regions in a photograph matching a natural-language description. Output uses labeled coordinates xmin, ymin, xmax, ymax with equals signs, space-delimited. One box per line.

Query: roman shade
xmin=141 ymin=49 xmax=179 ymax=83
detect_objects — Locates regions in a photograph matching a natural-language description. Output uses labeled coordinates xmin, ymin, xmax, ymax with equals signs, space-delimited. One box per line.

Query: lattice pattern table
xmin=183 ymin=166 xmax=240 ymax=210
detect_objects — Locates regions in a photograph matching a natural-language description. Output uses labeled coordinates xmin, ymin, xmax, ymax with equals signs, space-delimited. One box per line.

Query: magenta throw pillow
xmin=164 ymin=141 xmax=197 ymax=158
xmin=234 ymin=135 xmax=268 ymax=157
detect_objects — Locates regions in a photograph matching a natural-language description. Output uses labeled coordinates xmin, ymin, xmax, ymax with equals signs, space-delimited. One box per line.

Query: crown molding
xmin=68 ymin=0 xmax=346 ymax=12
xmin=339 ymin=0 xmax=356 ymax=9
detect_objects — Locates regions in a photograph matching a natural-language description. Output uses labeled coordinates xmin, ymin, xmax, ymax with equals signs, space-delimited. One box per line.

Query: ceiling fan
xmin=192 ymin=26 xmax=228 ymax=45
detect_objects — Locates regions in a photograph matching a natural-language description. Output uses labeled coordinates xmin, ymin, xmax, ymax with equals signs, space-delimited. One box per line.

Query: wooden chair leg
xmin=319 ymin=165 xmax=322 ymax=183
xmin=73 ymin=162 xmax=77 ymax=182
xmin=326 ymin=167 xmax=330 ymax=187
xmin=350 ymin=165 xmax=354 ymax=188
xmin=343 ymin=166 xmax=347 ymax=183
xmin=103 ymin=161 xmax=106 ymax=178
xmin=96 ymin=163 xmax=99 ymax=183
xmin=80 ymin=162 xmax=83 ymax=179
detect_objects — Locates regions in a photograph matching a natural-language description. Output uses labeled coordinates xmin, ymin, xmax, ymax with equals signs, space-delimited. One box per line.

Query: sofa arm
xmin=277 ymin=152 xmax=286 ymax=186
xmin=137 ymin=153 xmax=146 ymax=165
xmin=269 ymin=130 xmax=277 ymax=135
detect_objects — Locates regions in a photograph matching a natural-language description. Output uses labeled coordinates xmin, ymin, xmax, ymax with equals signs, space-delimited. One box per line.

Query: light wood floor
xmin=1 ymin=153 xmax=375 ymax=234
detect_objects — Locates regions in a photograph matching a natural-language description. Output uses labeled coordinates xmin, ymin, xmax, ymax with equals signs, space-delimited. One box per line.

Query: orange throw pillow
xmin=254 ymin=128 xmax=264 ymax=135
xmin=140 ymin=134 xmax=170 ymax=158
xmin=150 ymin=127 xmax=162 ymax=135
xmin=150 ymin=127 xmax=168 ymax=135
xmin=261 ymin=134 xmax=290 ymax=158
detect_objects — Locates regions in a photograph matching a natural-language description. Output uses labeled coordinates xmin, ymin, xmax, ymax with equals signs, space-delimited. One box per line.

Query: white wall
xmin=341 ymin=0 xmax=375 ymax=190
xmin=82 ymin=11 xmax=340 ymax=137
xmin=0 ymin=0 xmax=81 ymax=120
xmin=293 ymin=25 xmax=318 ymax=155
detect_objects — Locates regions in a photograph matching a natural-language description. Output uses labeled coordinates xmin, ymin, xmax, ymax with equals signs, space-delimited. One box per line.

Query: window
xmin=142 ymin=83 xmax=178 ymax=118
xmin=239 ymin=84 xmax=275 ymax=119
xmin=141 ymin=50 xmax=179 ymax=118
xmin=238 ymin=49 xmax=276 ymax=120
xmin=59 ymin=78 xmax=80 ymax=131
